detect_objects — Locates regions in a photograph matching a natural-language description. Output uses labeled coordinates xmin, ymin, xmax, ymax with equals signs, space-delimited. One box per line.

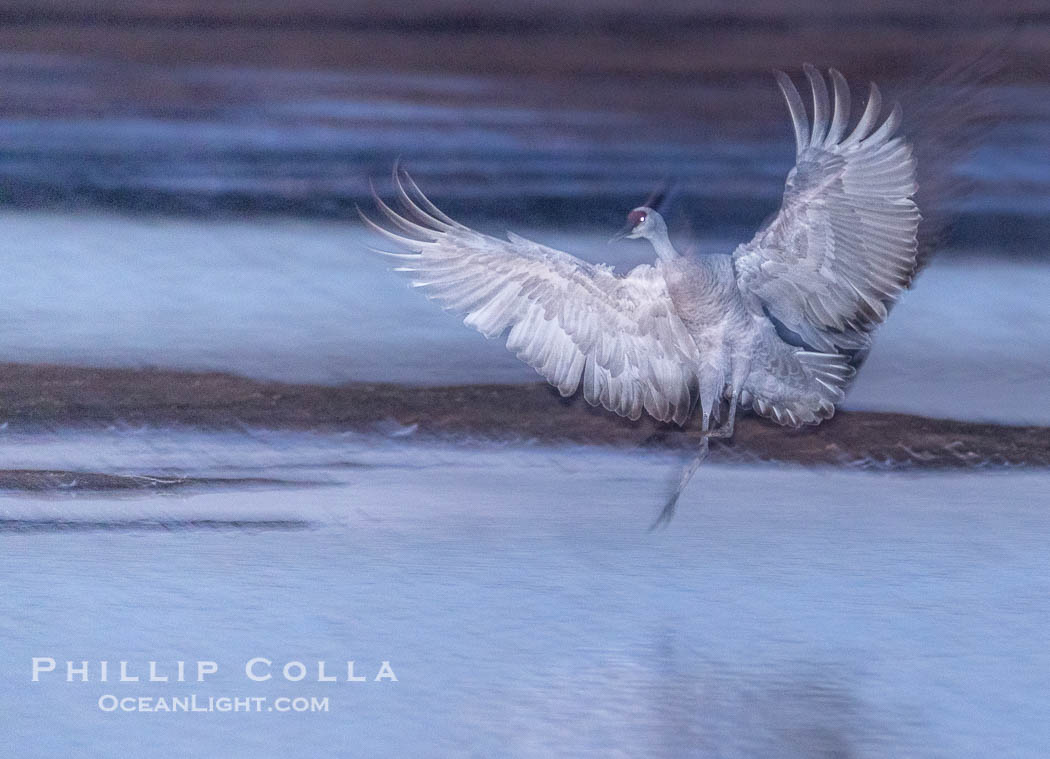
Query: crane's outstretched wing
xmin=733 ymin=66 xmax=921 ymax=352
xmin=362 ymin=170 xmax=701 ymax=425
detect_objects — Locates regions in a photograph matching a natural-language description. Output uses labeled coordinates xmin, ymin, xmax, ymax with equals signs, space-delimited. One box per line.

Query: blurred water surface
xmin=1 ymin=432 xmax=1049 ymax=758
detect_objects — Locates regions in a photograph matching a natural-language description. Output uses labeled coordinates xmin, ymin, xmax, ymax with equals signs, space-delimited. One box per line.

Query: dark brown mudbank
xmin=0 ymin=363 xmax=1046 ymax=470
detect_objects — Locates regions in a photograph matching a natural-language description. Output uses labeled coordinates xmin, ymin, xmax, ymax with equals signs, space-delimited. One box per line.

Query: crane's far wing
xmin=733 ymin=66 xmax=921 ymax=351
xmin=363 ymin=170 xmax=701 ymax=425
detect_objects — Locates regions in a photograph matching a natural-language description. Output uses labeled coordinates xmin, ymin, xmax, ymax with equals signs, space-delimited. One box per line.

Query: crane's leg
xmin=707 ymin=387 xmax=741 ymax=439
xmin=650 ymin=412 xmax=712 ymax=530
xmin=650 ymin=371 xmax=746 ymax=529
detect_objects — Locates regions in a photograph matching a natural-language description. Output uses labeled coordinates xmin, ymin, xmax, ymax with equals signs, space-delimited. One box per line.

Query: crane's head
xmin=610 ymin=206 xmax=678 ymax=260
xmin=611 ymin=206 xmax=667 ymax=241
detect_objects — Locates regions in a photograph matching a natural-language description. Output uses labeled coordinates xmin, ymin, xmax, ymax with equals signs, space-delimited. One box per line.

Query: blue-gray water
xmin=2 ymin=432 xmax=1049 ymax=757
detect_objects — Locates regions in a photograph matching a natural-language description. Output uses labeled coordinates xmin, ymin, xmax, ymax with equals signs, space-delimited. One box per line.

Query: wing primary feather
xmin=803 ymin=64 xmax=831 ymax=147
xmin=358 ymin=207 xmax=428 ymax=248
xmin=774 ymin=70 xmax=810 ymax=155
xmin=370 ymin=181 xmax=439 ymax=239
xmin=394 ymin=165 xmax=461 ymax=229
xmin=367 ymin=246 xmax=420 ymax=261
xmin=825 ymin=68 xmax=851 ymax=146
xmin=391 ymin=169 xmax=450 ymax=230
xmin=862 ymin=102 xmax=903 ymax=146
xmin=844 ymin=82 xmax=882 ymax=146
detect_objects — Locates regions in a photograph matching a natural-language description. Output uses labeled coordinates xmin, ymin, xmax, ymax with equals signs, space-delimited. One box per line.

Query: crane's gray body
xmin=662 ymin=253 xmax=776 ymax=429
xmin=651 ymin=245 xmax=848 ymax=433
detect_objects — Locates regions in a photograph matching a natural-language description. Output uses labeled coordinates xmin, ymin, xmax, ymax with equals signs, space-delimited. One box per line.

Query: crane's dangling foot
xmin=650 ymin=435 xmax=710 ymax=530
xmin=707 ymin=389 xmax=740 ymax=439
xmin=650 ymin=391 xmax=739 ymax=529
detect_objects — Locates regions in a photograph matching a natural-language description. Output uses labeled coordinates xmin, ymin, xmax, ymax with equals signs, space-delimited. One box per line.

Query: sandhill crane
xmin=363 ymin=66 xmax=919 ymax=525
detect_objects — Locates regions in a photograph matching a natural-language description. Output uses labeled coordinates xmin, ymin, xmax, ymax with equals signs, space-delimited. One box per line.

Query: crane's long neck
xmin=643 ymin=215 xmax=679 ymax=261
xmin=649 ymin=234 xmax=679 ymax=262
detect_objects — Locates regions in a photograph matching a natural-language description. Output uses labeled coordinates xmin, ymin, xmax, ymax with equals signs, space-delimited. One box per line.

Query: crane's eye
xmin=627 ymin=210 xmax=647 ymax=227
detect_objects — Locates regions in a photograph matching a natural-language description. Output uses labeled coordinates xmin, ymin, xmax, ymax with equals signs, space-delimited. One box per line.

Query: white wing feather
xmin=363 ymin=171 xmax=701 ymax=425
xmin=734 ymin=65 xmax=921 ymax=351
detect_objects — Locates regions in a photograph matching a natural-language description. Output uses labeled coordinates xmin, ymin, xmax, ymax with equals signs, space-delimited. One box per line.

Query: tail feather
xmin=746 ymin=344 xmax=855 ymax=428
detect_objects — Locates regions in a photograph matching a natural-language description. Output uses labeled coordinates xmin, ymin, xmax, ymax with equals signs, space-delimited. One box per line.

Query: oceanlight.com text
xmin=97 ymin=694 xmax=331 ymax=714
